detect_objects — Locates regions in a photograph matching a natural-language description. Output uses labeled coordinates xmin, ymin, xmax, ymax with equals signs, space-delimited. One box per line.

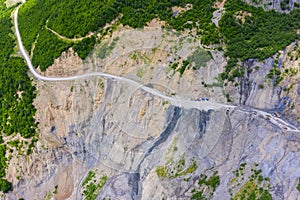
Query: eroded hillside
xmin=3 ymin=19 xmax=300 ymax=199
xmin=2 ymin=0 xmax=300 ymax=199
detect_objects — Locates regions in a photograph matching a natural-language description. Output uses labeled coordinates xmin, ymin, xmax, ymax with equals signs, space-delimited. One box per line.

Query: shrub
xmin=258 ymin=84 xmax=264 ymax=89
xmin=0 ymin=178 xmax=12 ymax=193
xmin=156 ymin=166 xmax=166 ymax=178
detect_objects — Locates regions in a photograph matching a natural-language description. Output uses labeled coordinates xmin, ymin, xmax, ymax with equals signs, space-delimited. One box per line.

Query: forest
xmin=0 ymin=1 xmax=37 ymax=193
xmin=31 ymin=28 xmax=73 ymax=71
xmin=18 ymin=0 xmax=219 ymax=71
xmin=219 ymin=0 xmax=300 ymax=81
xmin=19 ymin=0 xmax=300 ymax=78
xmin=18 ymin=0 xmax=102 ymax=71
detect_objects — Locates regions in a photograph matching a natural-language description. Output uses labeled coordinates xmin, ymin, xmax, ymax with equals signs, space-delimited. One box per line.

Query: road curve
xmin=14 ymin=5 xmax=300 ymax=132
xmin=13 ymin=5 xmax=232 ymax=111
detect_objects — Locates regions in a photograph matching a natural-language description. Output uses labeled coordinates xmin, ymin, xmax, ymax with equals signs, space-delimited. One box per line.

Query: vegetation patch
xmin=156 ymin=136 xmax=198 ymax=179
xmin=187 ymin=48 xmax=212 ymax=70
xmin=156 ymin=156 xmax=197 ymax=179
xmin=162 ymin=100 xmax=170 ymax=107
xmin=0 ymin=1 xmax=38 ymax=193
xmin=82 ymin=170 xmax=108 ymax=200
xmin=96 ymin=37 xmax=119 ymax=59
xmin=219 ymin=0 xmax=300 ymax=82
xmin=164 ymin=136 xmax=178 ymax=165
xmin=31 ymin=28 xmax=72 ymax=71
xmin=156 ymin=166 xmax=167 ymax=178
xmin=167 ymin=59 xmax=191 ymax=76
xmin=136 ymin=66 xmax=147 ymax=78
xmin=82 ymin=171 xmax=96 ymax=187
xmin=130 ymin=51 xmax=150 ymax=64
xmin=19 ymin=0 xmax=218 ymax=70
xmin=73 ymin=36 xmax=96 ymax=59
xmin=167 ymin=62 xmax=179 ymax=73
xmin=178 ymin=60 xmax=191 ymax=75
xmin=229 ymin=163 xmax=272 ymax=200
xmin=280 ymin=0 xmax=290 ymax=10
xmin=42 ymin=185 xmax=58 ymax=200
xmin=198 ymin=172 xmax=220 ymax=191
xmin=0 ymin=174 xmax=12 ymax=193
xmin=266 ymin=64 xmax=282 ymax=86
xmin=190 ymin=171 xmax=221 ymax=199
xmin=233 ymin=181 xmax=272 ymax=200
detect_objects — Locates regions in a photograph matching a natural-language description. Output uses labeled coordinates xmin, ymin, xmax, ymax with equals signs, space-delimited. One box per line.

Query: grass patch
xmin=156 ymin=157 xmax=197 ymax=179
xmin=136 ymin=67 xmax=146 ymax=78
xmin=187 ymin=48 xmax=212 ymax=70
xmin=96 ymin=37 xmax=119 ymax=59
xmin=156 ymin=166 xmax=167 ymax=178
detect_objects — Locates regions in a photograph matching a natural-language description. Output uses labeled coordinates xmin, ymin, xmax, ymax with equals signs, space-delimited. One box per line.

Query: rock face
xmin=6 ymin=76 xmax=300 ymax=200
xmin=244 ymin=0 xmax=298 ymax=12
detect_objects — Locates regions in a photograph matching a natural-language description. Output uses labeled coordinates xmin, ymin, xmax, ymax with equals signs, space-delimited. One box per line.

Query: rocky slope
xmin=4 ymin=18 xmax=300 ymax=200
xmin=6 ymin=75 xmax=300 ymax=200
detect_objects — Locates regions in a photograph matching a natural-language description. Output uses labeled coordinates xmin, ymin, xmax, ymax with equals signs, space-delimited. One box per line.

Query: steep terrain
xmin=4 ymin=21 xmax=300 ymax=200
xmin=7 ymin=74 xmax=300 ymax=199
xmin=2 ymin=0 xmax=300 ymax=199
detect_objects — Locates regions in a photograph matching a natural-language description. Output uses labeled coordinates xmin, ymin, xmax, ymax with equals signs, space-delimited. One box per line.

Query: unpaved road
xmin=13 ymin=5 xmax=229 ymax=111
xmin=13 ymin=5 xmax=300 ymax=132
xmin=45 ymin=24 xmax=93 ymax=42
